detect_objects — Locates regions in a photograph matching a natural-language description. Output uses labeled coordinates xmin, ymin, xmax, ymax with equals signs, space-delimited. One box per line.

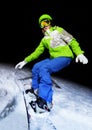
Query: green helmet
xmin=39 ymin=14 xmax=52 ymax=25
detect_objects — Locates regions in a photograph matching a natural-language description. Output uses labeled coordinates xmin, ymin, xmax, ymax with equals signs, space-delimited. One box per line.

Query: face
xmin=42 ymin=25 xmax=51 ymax=34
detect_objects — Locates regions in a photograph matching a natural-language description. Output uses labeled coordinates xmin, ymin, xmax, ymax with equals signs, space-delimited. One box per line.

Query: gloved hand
xmin=75 ymin=54 xmax=88 ymax=64
xmin=15 ymin=60 xmax=27 ymax=69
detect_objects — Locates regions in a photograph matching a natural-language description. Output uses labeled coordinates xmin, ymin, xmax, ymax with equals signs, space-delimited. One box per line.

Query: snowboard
xmin=25 ymin=91 xmax=57 ymax=130
xmin=14 ymin=69 xmax=61 ymax=130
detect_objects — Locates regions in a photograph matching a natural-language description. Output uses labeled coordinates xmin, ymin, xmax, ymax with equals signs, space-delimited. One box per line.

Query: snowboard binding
xmin=29 ymin=97 xmax=51 ymax=113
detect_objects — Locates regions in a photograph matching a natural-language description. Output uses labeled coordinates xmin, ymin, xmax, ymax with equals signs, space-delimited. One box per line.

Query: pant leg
xmin=38 ymin=57 xmax=72 ymax=103
xmin=32 ymin=59 xmax=50 ymax=89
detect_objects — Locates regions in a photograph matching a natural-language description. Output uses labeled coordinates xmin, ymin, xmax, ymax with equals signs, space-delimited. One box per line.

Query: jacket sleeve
xmin=24 ymin=40 xmax=45 ymax=62
xmin=69 ymin=38 xmax=84 ymax=56
xmin=61 ymin=29 xmax=84 ymax=56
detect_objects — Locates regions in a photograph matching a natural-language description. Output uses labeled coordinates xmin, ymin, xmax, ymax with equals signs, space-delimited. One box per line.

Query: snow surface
xmin=0 ymin=63 xmax=92 ymax=130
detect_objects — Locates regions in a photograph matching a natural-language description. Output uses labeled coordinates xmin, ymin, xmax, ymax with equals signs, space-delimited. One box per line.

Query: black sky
xmin=0 ymin=1 xmax=92 ymax=87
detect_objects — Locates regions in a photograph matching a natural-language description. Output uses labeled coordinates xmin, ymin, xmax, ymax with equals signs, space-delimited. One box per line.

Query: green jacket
xmin=24 ymin=26 xmax=84 ymax=63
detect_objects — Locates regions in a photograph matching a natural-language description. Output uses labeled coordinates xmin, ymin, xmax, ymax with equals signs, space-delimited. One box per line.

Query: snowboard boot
xmin=29 ymin=97 xmax=53 ymax=113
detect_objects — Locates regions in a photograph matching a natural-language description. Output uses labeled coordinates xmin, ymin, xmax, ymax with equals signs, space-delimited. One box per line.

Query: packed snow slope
xmin=0 ymin=63 xmax=92 ymax=130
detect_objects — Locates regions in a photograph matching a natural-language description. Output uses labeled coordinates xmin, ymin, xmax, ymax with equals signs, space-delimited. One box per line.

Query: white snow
xmin=0 ymin=63 xmax=92 ymax=130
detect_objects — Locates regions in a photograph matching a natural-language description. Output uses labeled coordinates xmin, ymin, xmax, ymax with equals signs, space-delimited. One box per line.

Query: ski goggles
xmin=40 ymin=20 xmax=51 ymax=28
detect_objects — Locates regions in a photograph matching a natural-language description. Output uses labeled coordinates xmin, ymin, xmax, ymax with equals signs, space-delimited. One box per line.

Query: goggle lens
xmin=40 ymin=20 xmax=50 ymax=28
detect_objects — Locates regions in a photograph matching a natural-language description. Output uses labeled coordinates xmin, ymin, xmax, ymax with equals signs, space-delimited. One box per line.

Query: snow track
xmin=0 ymin=88 xmax=16 ymax=120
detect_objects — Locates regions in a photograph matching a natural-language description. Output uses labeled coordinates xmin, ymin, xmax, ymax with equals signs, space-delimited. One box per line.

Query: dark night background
xmin=0 ymin=1 xmax=92 ymax=88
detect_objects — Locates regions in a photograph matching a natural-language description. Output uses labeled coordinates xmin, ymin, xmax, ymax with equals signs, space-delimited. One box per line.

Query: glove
xmin=15 ymin=60 xmax=27 ymax=69
xmin=75 ymin=54 xmax=88 ymax=64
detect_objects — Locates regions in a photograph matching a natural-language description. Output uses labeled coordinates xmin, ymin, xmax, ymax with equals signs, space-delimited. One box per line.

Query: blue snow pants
xmin=32 ymin=57 xmax=72 ymax=103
